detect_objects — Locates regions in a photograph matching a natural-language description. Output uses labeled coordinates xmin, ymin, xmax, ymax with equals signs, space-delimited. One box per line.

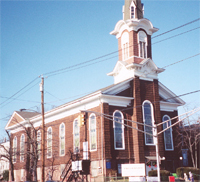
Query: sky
xmin=1 ymin=0 xmax=200 ymax=138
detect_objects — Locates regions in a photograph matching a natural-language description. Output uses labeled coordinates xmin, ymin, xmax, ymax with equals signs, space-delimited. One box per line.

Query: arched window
xmin=37 ymin=130 xmax=41 ymax=160
xmin=113 ymin=111 xmax=125 ymax=150
xmin=47 ymin=127 xmax=52 ymax=158
xmin=121 ymin=32 xmax=129 ymax=61
xmin=130 ymin=2 xmax=136 ymax=19
xmin=89 ymin=114 xmax=97 ymax=151
xmin=13 ymin=136 xmax=17 ymax=163
xmin=20 ymin=134 xmax=25 ymax=162
xmin=60 ymin=123 xmax=65 ymax=156
xmin=142 ymin=101 xmax=154 ymax=145
xmin=73 ymin=119 xmax=80 ymax=153
xmin=138 ymin=31 xmax=147 ymax=58
xmin=162 ymin=115 xmax=174 ymax=150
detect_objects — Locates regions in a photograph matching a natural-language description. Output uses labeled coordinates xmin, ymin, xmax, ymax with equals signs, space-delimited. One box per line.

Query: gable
xmin=5 ymin=111 xmax=39 ymax=130
xmin=6 ymin=112 xmax=25 ymax=129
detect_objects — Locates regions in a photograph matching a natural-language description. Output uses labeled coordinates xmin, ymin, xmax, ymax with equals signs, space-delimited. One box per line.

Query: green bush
xmin=176 ymin=167 xmax=200 ymax=180
xmin=148 ymin=170 xmax=170 ymax=181
xmin=3 ymin=170 xmax=9 ymax=181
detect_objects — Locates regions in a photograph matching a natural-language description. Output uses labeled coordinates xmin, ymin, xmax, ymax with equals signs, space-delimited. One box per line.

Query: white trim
xmin=142 ymin=100 xmax=155 ymax=146
xmin=159 ymin=82 xmax=185 ymax=105
xmin=113 ymin=110 xmax=125 ymax=150
xmin=110 ymin=19 xmax=158 ymax=39
xmin=162 ymin=115 xmax=174 ymax=151
xmin=89 ymin=113 xmax=97 ymax=152
xmin=5 ymin=111 xmax=25 ymax=129
xmin=59 ymin=123 xmax=65 ymax=156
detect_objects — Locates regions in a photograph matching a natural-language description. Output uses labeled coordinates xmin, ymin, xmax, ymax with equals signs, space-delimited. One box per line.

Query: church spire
xmin=123 ymin=0 xmax=143 ymax=21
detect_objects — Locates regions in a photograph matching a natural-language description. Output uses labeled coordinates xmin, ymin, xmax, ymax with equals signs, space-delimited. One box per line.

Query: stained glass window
xmin=73 ymin=119 xmax=80 ymax=153
xmin=113 ymin=111 xmax=125 ymax=149
xmin=89 ymin=114 xmax=97 ymax=151
xmin=163 ymin=115 xmax=174 ymax=150
xmin=60 ymin=123 xmax=65 ymax=155
xmin=143 ymin=101 xmax=154 ymax=145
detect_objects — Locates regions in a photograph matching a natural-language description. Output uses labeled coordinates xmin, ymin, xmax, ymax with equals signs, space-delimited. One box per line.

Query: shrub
xmin=148 ymin=170 xmax=170 ymax=181
xmin=3 ymin=170 xmax=9 ymax=181
xmin=176 ymin=167 xmax=200 ymax=180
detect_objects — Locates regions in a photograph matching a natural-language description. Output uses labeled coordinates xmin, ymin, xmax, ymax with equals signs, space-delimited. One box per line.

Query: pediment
xmin=159 ymin=82 xmax=185 ymax=105
xmin=5 ymin=112 xmax=25 ymax=129
xmin=107 ymin=61 xmax=128 ymax=77
xmin=5 ymin=111 xmax=39 ymax=130
xmin=139 ymin=58 xmax=164 ymax=75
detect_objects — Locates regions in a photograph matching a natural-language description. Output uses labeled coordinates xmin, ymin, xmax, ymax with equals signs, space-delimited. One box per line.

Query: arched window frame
xmin=142 ymin=100 xmax=155 ymax=145
xmin=13 ymin=136 xmax=17 ymax=163
xmin=20 ymin=134 xmax=25 ymax=162
xmin=138 ymin=30 xmax=148 ymax=58
xmin=60 ymin=123 xmax=65 ymax=156
xmin=37 ymin=130 xmax=41 ymax=160
xmin=89 ymin=113 xmax=97 ymax=151
xmin=130 ymin=2 xmax=136 ymax=19
xmin=121 ymin=32 xmax=129 ymax=61
xmin=113 ymin=110 xmax=125 ymax=150
xmin=162 ymin=115 xmax=174 ymax=151
xmin=47 ymin=127 xmax=52 ymax=158
xmin=73 ymin=118 xmax=80 ymax=154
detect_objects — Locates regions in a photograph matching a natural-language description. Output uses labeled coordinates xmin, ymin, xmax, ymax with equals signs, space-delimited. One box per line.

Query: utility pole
xmin=40 ymin=76 xmax=45 ymax=182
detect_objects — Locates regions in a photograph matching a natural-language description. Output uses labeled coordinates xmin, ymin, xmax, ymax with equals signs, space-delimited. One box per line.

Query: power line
xmin=152 ymin=18 xmax=200 ymax=39
xmin=2 ymin=20 xmax=199 ymax=108
xmin=0 ymin=77 xmax=40 ymax=106
xmin=0 ymin=96 xmax=40 ymax=104
xmin=121 ymin=89 xmax=200 ymax=112
xmin=162 ymin=53 xmax=200 ymax=69
xmin=0 ymin=80 xmax=41 ymax=108
xmin=44 ymin=27 xmax=200 ymax=78
xmin=152 ymin=27 xmax=200 ymax=45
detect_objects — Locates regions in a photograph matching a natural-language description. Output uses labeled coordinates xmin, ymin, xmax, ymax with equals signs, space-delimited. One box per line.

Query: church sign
xmin=121 ymin=163 xmax=145 ymax=177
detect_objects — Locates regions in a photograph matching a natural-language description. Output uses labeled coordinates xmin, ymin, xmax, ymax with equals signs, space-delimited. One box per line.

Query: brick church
xmin=5 ymin=0 xmax=185 ymax=181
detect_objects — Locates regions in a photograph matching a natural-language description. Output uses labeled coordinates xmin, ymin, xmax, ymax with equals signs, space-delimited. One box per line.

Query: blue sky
xmin=1 ymin=0 xmax=200 ymax=138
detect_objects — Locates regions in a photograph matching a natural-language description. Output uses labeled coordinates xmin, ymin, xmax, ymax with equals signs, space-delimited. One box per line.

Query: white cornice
xmin=160 ymin=101 xmax=182 ymax=112
xmin=159 ymin=82 xmax=185 ymax=105
xmin=110 ymin=18 xmax=158 ymax=39
xmin=24 ymin=93 xmax=133 ymax=128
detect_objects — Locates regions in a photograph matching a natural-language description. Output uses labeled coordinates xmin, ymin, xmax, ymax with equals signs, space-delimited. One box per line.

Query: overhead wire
xmin=0 ymin=80 xmax=41 ymax=108
xmin=1 ymin=19 xmax=199 ymax=108
xmin=152 ymin=27 xmax=200 ymax=45
xmin=0 ymin=76 xmax=40 ymax=106
xmin=152 ymin=18 xmax=200 ymax=39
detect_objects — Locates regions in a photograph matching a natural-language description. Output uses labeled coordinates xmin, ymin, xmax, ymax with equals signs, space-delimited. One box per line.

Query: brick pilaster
xmin=132 ymin=77 xmax=145 ymax=163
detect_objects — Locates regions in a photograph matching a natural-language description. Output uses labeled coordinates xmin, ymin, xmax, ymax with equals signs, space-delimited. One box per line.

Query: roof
xmin=15 ymin=111 xmax=40 ymax=119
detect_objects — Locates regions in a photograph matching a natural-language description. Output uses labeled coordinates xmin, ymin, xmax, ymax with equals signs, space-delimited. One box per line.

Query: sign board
xmin=121 ymin=163 xmax=145 ymax=177
xmin=146 ymin=176 xmax=159 ymax=182
xmin=72 ymin=161 xmax=82 ymax=171
xmin=129 ymin=177 xmax=146 ymax=181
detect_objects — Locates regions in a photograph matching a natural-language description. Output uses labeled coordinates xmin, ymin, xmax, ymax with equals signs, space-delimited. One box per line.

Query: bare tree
xmin=0 ymin=130 xmax=15 ymax=181
xmin=45 ymin=153 xmax=58 ymax=181
xmin=176 ymin=116 xmax=200 ymax=168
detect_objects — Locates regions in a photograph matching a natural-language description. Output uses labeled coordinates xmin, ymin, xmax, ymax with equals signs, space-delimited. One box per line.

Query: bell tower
xmin=108 ymin=0 xmax=164 ymax=84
